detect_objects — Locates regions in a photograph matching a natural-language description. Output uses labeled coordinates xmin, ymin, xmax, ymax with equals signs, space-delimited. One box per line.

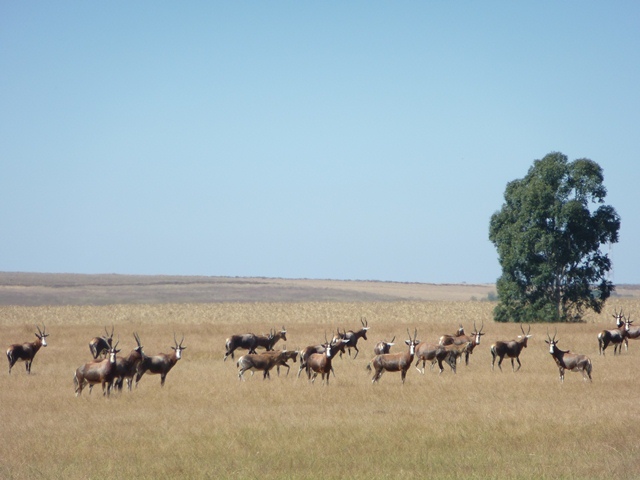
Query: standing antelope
xmin=7 ymin=324 xmax=49 ymax=374
xmin=236 ymin=349 xmax=297 ymax=380
xmin=373 ymin=336 xmax=395 ymax=355
xmin=297 ymin=337 xmax=346 ymax=378
xmin=306 ymin=335 xmax=334 ymax=385
xmin=440 ymin=321 xmax=485 ymax=366
xmin=546 ymin=330 xmax=592 ymax=383
xmin=135 ymin=334 xmax=186 ymax=387
xmin=338 ymin=317 xmax=369 ymax=359
xmin=223 ymin=333 xmax=258 ymax=361
xmin=254 ymin=326 xmax=287 ymax=352
xmin=89 ymin=325 xmax=114 ymax=359
xmin=490 ymin=324 xmax=532 ymax=372
xmin=367 ymin=329 xmax=419 ymax=384
xmin=442 ymin=341 xmax=473 ymax=374
xmin=598 ymin=309 xmax=629 ymax=355
xmin=113 ymin=332 xmax=145 ymax=391
xmin=414 ymin=340 xmax=452 ymax=375
xmin=74 ymin=342 xmax=120 ymax=396
xmin=624 ymin=315 xmax=640 ymax=350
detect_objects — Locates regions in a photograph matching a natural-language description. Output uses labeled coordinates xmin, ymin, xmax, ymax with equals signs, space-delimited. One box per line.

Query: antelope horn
xmin=390 ymin=336 xmax=396 ymax=344
xmin=36 ymin=324 xmax=42 ymax=336
xmin=134 ymin=332 xmax=142 ymax=347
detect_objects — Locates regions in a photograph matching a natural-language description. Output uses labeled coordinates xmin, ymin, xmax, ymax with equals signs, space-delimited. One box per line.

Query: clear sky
xmin=1 ymin=2 xmax=638 ymax=284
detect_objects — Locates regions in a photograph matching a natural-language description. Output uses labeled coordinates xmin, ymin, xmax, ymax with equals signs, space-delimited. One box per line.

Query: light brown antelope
xmin=490 ymin=324 xmax=532 ymax=372
xmin=624 ymin=315 xmax=640 ymax=350
xmin=297 ymin=337 xmax=346 ymax=378
xmin=236 ymin=348 xmax=297 ymax=380
xmin=337 ymin=317 xmax=369 ymax=359
xmin=74 ymin=341 xmax=121 ymax=396
xmin=546 ymin=330 xmax=592 ymax=383
xmin=439 ymin=321 xmax=485 ymax=366
xmin=598 ymin=309 xmax=629 ymax=355
xmin=442 ymin=341 xmax=473 ymax=374
xmin=223 ymin=333 xmax=258 ymax=361
xmin=367 ymin=329 xmax=419 ymax=384
xmin=306 ymin=335 xmax=334 ymax=385
xmin=254 ymin=326 xmax=287 ymax=352
xmin=89 ymin=325 xmax=114 ymax=359
xmin=6 ymin=324 xmax=49 ymax=374
xmin=113 ymin=332 xmax=145 ymax=391
xmin=414 ymin=341 xmax=452 ymax=375
xmin=135 ymin=334 xmax=186 ymax=387
xmin=373 ymin=336 xmax=396 ymax=355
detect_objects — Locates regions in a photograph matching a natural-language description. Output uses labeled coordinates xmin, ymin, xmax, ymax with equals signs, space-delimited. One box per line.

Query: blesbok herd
xmin=5 ymin=308 xmax=639 ymax=393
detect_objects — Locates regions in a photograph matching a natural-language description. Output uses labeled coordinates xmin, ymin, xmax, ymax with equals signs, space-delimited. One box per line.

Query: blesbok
xmin=113 ymin=332 xmax=145 ymax=391
xmin=236 ymin=348 xmax=297 ymax=380
xmin=624 ymin=315 xmax=640 ymax=350
xmin=546 ymin=330 xmax=592 ymax=383
xmin=298 ymin=336 xmax=347 ymax=378
xmin=7 ymin=324 xmax=49 ymax=374
xmin=135 ymin=334 xmax=186 ymax=387
xmin=373 ymin=336 xmax=396 ymax=355
xmin=254 ymin=326 xmax=287 ymax=352
xmin=414 ymin=341 xmax=452 ymax=375
xmin=598 ymin=309 xmax=629 ymax=355
xmin=441 ymin=341 xmax=473 ymax=374
xmin=306 ymin=335 xmax=334 ymax=385
xmin=74 ymin=341 xmax=121 ymax=396
xmin=223 ymin=333 xmax=258 ymax=361
xmin=366 ymin=329 xmax=419 ymax=384
xmin=337 ymin=317 xmax=369 ymax=359
xmin=490 ymin=324 xmax=532 ymax=372
xmin=439 ymin=321 xmax=485 ymax=365
xmin=89 ymin=325 xmax=114 ymax=359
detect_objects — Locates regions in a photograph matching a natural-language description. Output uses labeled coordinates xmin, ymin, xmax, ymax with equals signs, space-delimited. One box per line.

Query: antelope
xmin=89 ymin=325 xmax=114 ymax=359
xmin=546 ymin=330 xmax=592 ymax=383
xmin=414 ymin=341 xmax=452 ymax=375
xmin=305 ymin=335 xmax=334 ymax=385
xmin=74 ymin=341 xmax=120 ymax=396
xmin=298 ymin=336 xmax=347 ymax=378
xmin=598 ymin=309 xmax=629 ymax=355
xmin=366 ymin=329 xmax=419 ymax=384
xmin=490 ymin=324 xmax=532 ymax=372
xmin=442 ymin=341 xmax=473 ymax=374
xmin=236 ymin=348 xmax=297 ymax=380
xmin=624 ymin=315 xmax=640 ymax=350
xmin=7 ymin=324 xmax=49 ymax=374
xmin=113 ymin=332 xmax=145 ymax=391
xmin=337 ymin=317 xmax=369 ymax=359
xmin=135 ymin=334 xmax=186 ymax=387
xmin=223 ymin=333 xmax=258 ymax=361
xmin=439 ymin=321 xmax=485 ymax=366
xmin=254 ymin=326 xmax=287 ymax=352
xmin=373 ymin=336 xmax=395 ymax=355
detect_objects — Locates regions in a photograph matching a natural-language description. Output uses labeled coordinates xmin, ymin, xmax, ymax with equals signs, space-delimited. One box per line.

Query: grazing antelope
xmin=113 ymin=332 xmax=145 ymax=391
xmin=546 ymin=330 xmax=592 ymax=383
xmin=254 ymin=326 xmax=287 ymax=352
xmin=490 ymin=324 xmax=532 ymax=372
xmin=373 ymin=336 xmax=396 ymax=355
xmin=337 ymin=317 xmax=369 ymax=359
xmin=305 ymin=335 xmax=334 ymax=385
xmin=367 ymin=329 xmax=419 ymax=384
xmin=223 ymin=333 xmax=258 ymax=361
xmin=135 ymin=334 xmax=186 ymax=387
xmin=440 ymin=321 xmax=485 ymax=366
xmin=7 ymin=324 xmax=49 ymax=374
xmin=414 ymin=341 xmax=452 ymax=375
xmin=598 ymin=309 xmax=629 ymax=355
xmin=236 ymin=349 xmax=297 ymax=380
xmin=74 ymin=342 xmax=120 ymax=396
xmin=89 ymin=325 xmax=114 ymax=359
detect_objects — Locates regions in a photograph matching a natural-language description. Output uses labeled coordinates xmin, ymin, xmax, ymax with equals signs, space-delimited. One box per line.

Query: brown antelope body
xmin=136 ymin=334 xmax=186 ymax=387
xmin=598 ymin=310 xmax=628 ymax=355
xmin=224 ymin=333 xmax=258 ymax=361
xmin=254 ymin=326 xmax=287 ymax=352
xmin=414 ymin=341 xmax=452 ymax=374
xmin=306 ymin=339 xmax=334 ymax=385
xmin=439 ymin=321 xmax=485 ymax=365
xmin=367 ymin=329 xmax=419 ymax=384
xmin=442 ymin=341 xmax=473 ymax=374
xmin=490 ymin=325 xmax=532 ymax=372
xmin=373 ymin=336 xmax=395 ymax=355
xmin=546 ymin=331 xmax=592 ymax=382
xmin=89 ymin=325 xmax=114 ymax=359
xmin=236 ymin=349 xmax=297 ymax=380
xmin=114 ymin=333 xmax=144 ymax=391
xmin=74 ymin=342 xmax=121 ymax=396
xmin=337 ymin=317 xmax=369 ymax=359
xmin=298 ymin=337 xmax=346 ymax=378
xmin=624 ymin=315 xmax=640 ymax=350
xmin=6 ymin=324 xmax=49 ymax=374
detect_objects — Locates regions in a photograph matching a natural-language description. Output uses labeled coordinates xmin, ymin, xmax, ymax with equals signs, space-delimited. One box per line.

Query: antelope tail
xmin=365 ymin=363 xmax=372 ymax=372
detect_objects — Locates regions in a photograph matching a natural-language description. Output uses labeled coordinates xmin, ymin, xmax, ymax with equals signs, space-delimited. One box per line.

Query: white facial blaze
xmin=549 ymin=343 xmax=554 ymax=354
xmin=176 ymin=348 xmax=182 ymax=359
xmin=410 ymin=343 xmax=416 ymax=355
xmin=475 ymin=333 xmax=480 ymax=345
xmin=41 ymin=337 xmax=47 ymax=347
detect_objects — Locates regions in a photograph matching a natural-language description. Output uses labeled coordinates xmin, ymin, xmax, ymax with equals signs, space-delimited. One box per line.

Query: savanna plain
xmin=1 ymin=275 xmax=639 ymax=480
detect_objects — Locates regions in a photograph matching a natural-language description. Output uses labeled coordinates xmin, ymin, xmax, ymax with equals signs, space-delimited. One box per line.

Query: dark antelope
xmin=89 ymin=325 xmax=114 ymax=359
xmin=373 ymin=336 xmax=396 ymax=355
xmin=255 ymin=326 xmax=287 ymax=352
xmin=338 ymin=317 xmax=369 ymax=359
xmin=74 ymin=341 xmax=121 ymax=396
xmin=114 ymin=332 xmax=145 ymax=391
xmin=6 ymin=324 xmax=49 ymax=374
xmin=598 ymin=309 xmax=629 ymax=355
xmin=236 ymin=349 xmax=297 ymax=380
xmin=367 ymin=329 xmax=419 ymax=384
xmin=546 ymin=330 xmax=592 ymax=383
xmin=223 ymin=333 xmax=258 ymax=361
xmin=306 ymin=335 xmax=334 ymax=385
xmin=439 ymin=321 xmax=485 ymax=366
xmin=490 ymin=324 xmax=532 ymax=372
xmin=135 ymin=334 xmax=186 ymax=387
xmin=441 ymin=341 xmax=473 ymax=374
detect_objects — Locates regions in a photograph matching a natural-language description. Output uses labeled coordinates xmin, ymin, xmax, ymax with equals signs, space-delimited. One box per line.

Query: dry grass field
xmin=1 ymin=275 xmax=640 ymax=479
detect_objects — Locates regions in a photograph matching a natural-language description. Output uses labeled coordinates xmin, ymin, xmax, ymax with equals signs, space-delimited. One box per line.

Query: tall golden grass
xmin=1 ymin=298 xmax=640 ymax=479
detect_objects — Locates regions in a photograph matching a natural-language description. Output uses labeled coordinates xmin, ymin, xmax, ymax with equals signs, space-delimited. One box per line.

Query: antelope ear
xmin=405 ymin=340 xmax=411 ymax=345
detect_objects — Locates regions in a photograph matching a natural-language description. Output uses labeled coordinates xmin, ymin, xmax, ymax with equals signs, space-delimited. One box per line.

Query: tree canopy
xmin=489 ymin=152 xmax=620 ymax=323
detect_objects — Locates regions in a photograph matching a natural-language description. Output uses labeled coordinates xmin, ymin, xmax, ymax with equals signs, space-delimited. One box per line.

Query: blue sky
xmin=1 ymin=2 xmax=638 ymax=284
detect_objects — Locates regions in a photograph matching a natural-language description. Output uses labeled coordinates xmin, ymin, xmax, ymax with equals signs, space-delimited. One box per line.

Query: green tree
xmin=489 ymin=152 xmax=620 ymax=323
